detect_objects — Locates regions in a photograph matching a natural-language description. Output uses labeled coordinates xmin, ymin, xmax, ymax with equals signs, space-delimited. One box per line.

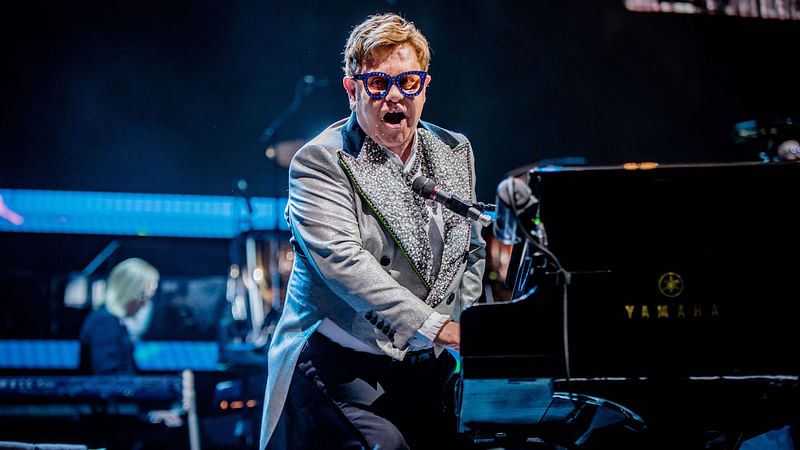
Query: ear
xmin=343 ymin=76 xmax=356 ymax=102
xmin=424 ymin=73 xmax=432 ymax=89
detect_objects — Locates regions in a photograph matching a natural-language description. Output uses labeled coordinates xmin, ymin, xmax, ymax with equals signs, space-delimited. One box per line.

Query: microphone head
xmin=777 ymin=139 xmax=800 ymax=161
xmin=496 ymin=177 xmax=537 ymax=212
xmin=493 ymin=177 xmax=538 ymax=245
xmin=411 ymin=176 xmax=437 ymax=198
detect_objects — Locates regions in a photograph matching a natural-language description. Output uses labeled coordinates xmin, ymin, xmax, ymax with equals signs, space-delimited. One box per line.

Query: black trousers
xmin=267 ymin=332 xmax=471 ymax=450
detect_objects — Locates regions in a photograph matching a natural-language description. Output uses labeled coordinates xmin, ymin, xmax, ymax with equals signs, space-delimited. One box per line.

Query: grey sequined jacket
xmin=259 ymin=112 xmax=486 ymax=448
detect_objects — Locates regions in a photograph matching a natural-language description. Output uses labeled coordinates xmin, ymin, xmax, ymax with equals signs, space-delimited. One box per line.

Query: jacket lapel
xmin=338 ymin=137 xmax=435 ymax=289
xmin=417 ymin=129 xmax=473 ymax=306
xmin=338 ymin=118 xmax=474 ymax=307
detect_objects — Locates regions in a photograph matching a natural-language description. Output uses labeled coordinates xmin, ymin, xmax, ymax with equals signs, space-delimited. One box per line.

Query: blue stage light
xmin=0 ymin=188 xmax=288 ymax=238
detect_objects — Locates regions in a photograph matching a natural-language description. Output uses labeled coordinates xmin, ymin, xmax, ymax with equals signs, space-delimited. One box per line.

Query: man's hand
xmin=434 ymin=320 xmax=460 ymax=352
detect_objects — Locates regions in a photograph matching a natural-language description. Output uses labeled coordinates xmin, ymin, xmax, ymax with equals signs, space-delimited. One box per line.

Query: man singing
xmin=260 ymin=13 xmax=485 ymax=449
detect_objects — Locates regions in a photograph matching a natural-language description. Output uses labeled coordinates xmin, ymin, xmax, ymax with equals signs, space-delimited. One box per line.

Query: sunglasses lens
xmin=365 ymin=75 xmax=390 ymax=95
xmin=398 ymin=74 xmax=422 ymax=95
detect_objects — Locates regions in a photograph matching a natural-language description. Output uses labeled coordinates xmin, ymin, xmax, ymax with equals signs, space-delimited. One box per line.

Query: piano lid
xmin=464 ymin=161 xmax=800 ymax=379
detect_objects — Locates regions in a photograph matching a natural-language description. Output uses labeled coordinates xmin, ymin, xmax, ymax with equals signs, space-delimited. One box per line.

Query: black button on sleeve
xmin=380 ymin=256 xmax=391 ymax=266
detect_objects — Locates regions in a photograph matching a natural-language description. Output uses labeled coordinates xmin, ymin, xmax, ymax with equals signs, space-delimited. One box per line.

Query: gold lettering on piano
xmin=623 ymin=304 xmax=721 ymax=320
xmin=658 ymin=272 xmax=684 ymax=298
xmin=625 ymin=305 xmax=635 ymax=319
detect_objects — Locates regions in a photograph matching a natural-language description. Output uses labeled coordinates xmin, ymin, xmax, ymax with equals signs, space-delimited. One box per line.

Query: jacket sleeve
xmin=286 ymin=143 xmax=435 ymax=349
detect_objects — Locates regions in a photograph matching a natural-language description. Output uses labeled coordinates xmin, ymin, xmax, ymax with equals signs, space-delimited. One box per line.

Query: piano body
xmin=459 ymin=161 xmax=800 ymax=448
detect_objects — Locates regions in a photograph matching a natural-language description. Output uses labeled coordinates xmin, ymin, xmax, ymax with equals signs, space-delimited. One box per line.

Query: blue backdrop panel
xmin=0 ymin=340 xmax=81 ymax=370
xmin=0 ymin=188 xmax=288 ymax=237
xmin=134 ymin=340 xmax=220 ymax=371
xmin=0 ymin=339 xmax=220 ymax=372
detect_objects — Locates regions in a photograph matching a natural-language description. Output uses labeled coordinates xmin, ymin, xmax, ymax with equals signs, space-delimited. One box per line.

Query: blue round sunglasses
xmin=351 ymin=71 xmax=428 ymax=99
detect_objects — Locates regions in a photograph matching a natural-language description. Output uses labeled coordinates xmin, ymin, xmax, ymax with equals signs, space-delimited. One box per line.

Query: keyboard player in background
xmin=79 ymin=258 xmax=159 ymax=374
xmin=259 ymin=13 xmax=486 ymax=450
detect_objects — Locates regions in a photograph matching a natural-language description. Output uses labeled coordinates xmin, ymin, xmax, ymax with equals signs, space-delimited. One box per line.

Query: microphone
xmin=493 ymin=177 xmax=539 ymax=245
xmin=411 ymin=176 xmax=492 ymax=226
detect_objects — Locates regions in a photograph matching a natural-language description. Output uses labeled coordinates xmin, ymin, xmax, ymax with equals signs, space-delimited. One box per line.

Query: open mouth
xmin=383 ymin=111 xmax=405 ymax=125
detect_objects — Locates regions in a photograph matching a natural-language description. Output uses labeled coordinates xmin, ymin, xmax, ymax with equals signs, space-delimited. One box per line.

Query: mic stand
xmin=471 ymin=201 xmax=496 ymax=213
xmin=258 ymin=75 xmax=328 ymax=146
xmin=511 ymin=177 xmax=573 ymax=389
xmin=241 ymin=188 xmax=268 ymax=346
xmin=254 ymin=75 xmax=327 ymax=198
xmin=222 ymin=184 xmax=270 ymax=363
xmin=510 ymin=222 xmax=568 ymax=295
xmin=60 ymin=239 xmax=120 ymax=312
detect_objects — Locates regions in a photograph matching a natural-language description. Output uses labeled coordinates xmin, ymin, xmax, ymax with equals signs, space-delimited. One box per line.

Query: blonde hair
xmin=104 ymin=258 xmax=159 ymax=318
xmin=343 ymin=13 xmax=431 ymax=77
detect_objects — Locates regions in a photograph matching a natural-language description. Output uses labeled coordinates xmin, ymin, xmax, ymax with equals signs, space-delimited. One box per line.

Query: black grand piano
xmin=458 ymin=161 xmax=799 ymax=449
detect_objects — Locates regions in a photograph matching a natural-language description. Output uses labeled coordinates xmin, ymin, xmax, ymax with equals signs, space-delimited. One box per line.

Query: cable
xmin=505 ymin=177 xmax=574 ymax=398
xmin=561 ymin=282 xmax=572 ymax=397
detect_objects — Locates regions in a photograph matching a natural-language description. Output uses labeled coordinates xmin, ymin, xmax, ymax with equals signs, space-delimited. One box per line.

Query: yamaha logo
xmin=624 ymin=272 xmax=719 ymax=320
xmin=658 ymin=272 xmax=684 ymax=298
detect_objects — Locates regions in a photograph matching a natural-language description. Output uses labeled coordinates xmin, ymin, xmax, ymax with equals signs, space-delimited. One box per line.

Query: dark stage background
xmin=1 ymin=2 xmax=798 ymax=448
xmin=3 ymin=0 xmax=797 ymax=203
